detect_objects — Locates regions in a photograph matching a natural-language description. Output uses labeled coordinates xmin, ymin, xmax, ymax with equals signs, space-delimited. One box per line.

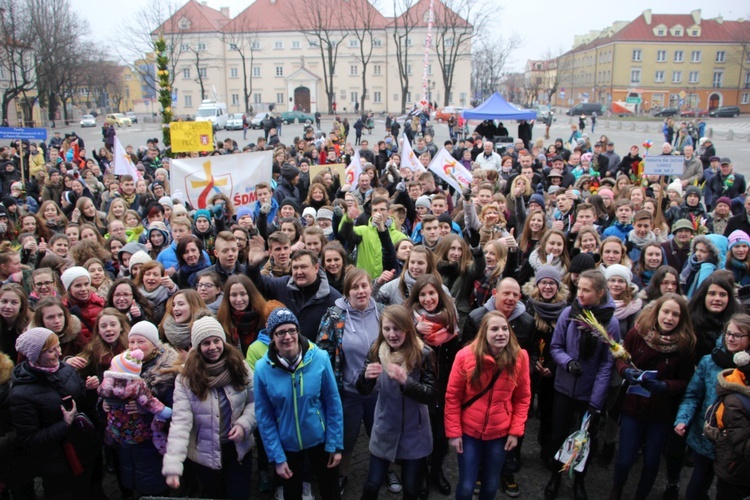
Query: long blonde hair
xmin=470 ymin=311 xmax=520 ymax=389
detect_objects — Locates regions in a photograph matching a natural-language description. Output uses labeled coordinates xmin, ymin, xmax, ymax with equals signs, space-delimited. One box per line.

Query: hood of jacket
xmin=705 ymin=234 xmax=729 ymax=268
xmin=482 ymin=296 xmax=527 ymax=322
xmin=716 ymin=367 xmax=750 ymax=399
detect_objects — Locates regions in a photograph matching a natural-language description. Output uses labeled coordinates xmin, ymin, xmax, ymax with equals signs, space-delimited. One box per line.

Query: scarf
xmin=29 ymin=360 xmax=61 ymax=373
xmin=679 ymin=254 xmax=703 ymax=291
xmin=641 ymin=328 xmax=680 ymax=353
xmin=640 ymin=269 xmax=654 ymax=287
xmin=613 ymin=297 xmax=642 ymax=320
xmin=627 ymin=229 xmax=656 ymax=249
xmin=120 ymin=191 xmax=136 ymax=207
xmin=231 ymin=309 xmax=260 ymax=349
xmin=528 ymin=298 xmax=568 ymax=322
xmin=161 ymin=316 xmax=192 ymax=350
xmin=206 ymin=358 xmax=233 ymax=389
xmin=180 ymin=261 xmax=210 ymax=288
xmin=570 ymin=299 xmax=614 ymax=360
xmin=140 ymin=285 xmax=171 ymax=306
xmin=711 ymin=347 xmax=738 ymax=370
xmin=400 ymin=271 xmax=418 ymax=299
xmin=378 ymin=336 xmax=425 ymax=374
xmin=413 ymin=309 xmax=457 ymax=347
xmin=730 ymin=258 xmax=750 ymax=286
xmin=471 ymin=267 xmax=495 ymax=308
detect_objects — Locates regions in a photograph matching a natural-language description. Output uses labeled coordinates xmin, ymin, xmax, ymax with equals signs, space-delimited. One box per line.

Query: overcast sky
xmin=75 ymin=0 xmax=748 ymax=71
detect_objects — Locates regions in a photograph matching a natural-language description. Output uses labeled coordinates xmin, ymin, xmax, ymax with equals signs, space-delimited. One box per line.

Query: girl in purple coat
xmin=544 ymin=269 xmax=621 ymax=500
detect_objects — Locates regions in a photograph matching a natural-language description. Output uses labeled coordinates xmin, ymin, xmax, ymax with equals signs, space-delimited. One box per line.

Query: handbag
xmin=461 ymin=369 xmax=501 ymax=410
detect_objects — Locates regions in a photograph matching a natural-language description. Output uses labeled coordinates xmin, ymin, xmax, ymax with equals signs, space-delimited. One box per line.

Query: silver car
xmin=225 ymin=113 xmax=245 ymax=130
xmin=80 ymin=114 xmax=96 ymax=128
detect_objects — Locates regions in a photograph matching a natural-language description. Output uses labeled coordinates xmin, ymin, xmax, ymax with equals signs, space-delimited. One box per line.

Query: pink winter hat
xmin=728 ymin=230 xmax=750 ymax=250
xmin=106 ymin=349 xmax=144 ymax=380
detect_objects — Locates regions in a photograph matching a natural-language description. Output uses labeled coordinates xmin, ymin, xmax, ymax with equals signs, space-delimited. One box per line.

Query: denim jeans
xmin=455 ymin=435 xmax=508 ymax=500
xmin=613 ymin=414 xmax=670 ymax=497
xmin=361 ymin=454 xmax=425 ymax=500
xmin=341 ymin=390 xmax=377 ymax=453
xmin=189 ymin=441 xmax=252 ymax=500
xmin=685 ymin=451 xmax=714 ymax=500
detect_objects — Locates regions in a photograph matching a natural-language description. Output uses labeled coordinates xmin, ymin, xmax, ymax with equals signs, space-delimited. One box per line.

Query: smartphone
xmin=62 ymin=395 xmax=74 ymax=411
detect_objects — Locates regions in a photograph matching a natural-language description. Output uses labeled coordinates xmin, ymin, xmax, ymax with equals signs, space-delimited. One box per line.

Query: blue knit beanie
xmin=266 ymin=308 xmax=300 ymax=336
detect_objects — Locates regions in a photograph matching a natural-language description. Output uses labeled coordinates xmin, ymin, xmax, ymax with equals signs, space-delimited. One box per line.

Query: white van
xmin=195 ymin=100 xmax=228 ymax=130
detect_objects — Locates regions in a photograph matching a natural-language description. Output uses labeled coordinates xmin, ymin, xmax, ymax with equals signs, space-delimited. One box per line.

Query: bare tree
xmin=0 ymin=0 xmax=36 ymax=125
xmin=433 ymin=0 xmax=486 ymax=106
xmin=282 ymin=0 xmax=348 ymax=114
xmin=729 ymin=20 xmax=750 ymax=100
xmin=539 ymin=47 xmax=567 ymax=106
xmin=470 ymin=34 xmax=522 ymax=104
xmin=344 ymin=0 xmax=381 ymax=112
xmin=390 ymin=0 xmax=418 ymax=114
xmin=222 ymin=18 xmax=259 ymax=113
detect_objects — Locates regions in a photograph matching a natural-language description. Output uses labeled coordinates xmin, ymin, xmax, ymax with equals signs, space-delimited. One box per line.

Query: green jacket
xmin=339 ymin=215 xmax=408 ymax=278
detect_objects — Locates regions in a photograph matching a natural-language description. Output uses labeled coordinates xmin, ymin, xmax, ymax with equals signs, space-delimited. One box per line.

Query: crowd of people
xmin=0 ymin=112 xmax=749 ymax=500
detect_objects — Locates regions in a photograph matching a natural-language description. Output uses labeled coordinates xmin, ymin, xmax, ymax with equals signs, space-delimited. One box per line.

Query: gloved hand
xmin=211 ymin=204 xmax=223 ymax=218
xmin=587 ymin=404 xmax=601 ymax=430
xmin=333 ymin=205 xmax=344 ymax=217
xmin=622 ymin=368 xmax=642 ymax=385
xmin=260 ymin=202 xmax=272 ymax=215
xmin=641 ymin=379 xmax=669 ymax=394
xmin=463 ymin=188 xmax=472 ymax=201
xmin=567 ymin=360 xmax=583 ymax=377
xmin=467 ymin=228 xmax=481 ymax=248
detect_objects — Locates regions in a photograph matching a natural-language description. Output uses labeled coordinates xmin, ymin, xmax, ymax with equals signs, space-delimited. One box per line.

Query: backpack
xmin=704 ymin=388 xmax=750 ymax=443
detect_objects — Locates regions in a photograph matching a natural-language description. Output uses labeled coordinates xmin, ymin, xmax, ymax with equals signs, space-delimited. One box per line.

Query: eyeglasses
xmin=197 ymin=283 xmax=215 ymax=289
xmin=274 ymin=328 xmax=298 ymax=338
xmin=538 ymin=280 xmax=558 ymax=288
xmin=114 ymin=293 xmax=133 ymax=299
xmin=724 ymin=331 xmax=750 ymax=341
xmin=34 ymin=281 xmax=54 ymax=288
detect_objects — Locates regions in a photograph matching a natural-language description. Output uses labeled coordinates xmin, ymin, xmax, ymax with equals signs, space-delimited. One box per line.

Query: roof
xmin=462 ymin=92 xmax=536 ymax=121
xmin=154 ymin=0 xmax=230 ymax=35
xmin=390 ymin=0 xmax=471 ymax=28
xmin=568 ymin=13 xmax=750 ymax=54
xmin=224 ymin=0 xmax=388 ymax=33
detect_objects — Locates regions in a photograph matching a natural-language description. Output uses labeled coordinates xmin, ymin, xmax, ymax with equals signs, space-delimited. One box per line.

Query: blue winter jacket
xmin=602 ymin=221 xmax=633 ymax=243
xmin=156 ymin=241 xmax=211 ymax=271
xmin=550 ymin=298 xmax=620 ymax=410
xmin=254 ymin=341 xmax=344 ymax=465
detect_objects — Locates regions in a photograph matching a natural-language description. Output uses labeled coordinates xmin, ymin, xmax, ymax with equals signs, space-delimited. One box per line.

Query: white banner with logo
xmin=401 ymin=136 xmax=427 ymax=172
xmin=428 ymin=147 xmax=473 ymax=193
xmin=171 ymin=151 xmax=273 ymax=209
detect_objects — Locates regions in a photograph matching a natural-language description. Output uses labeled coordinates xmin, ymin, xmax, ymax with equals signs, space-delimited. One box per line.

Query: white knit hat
xmin=191 ymin=316 xmax=226 ymax=348
xmin=302 ymin=207 xmax=317 ymax=221
xmin=666 ymin=180 xmax=683 ymax=197
xmin=61 ymin=266 xmax=91 ymax=291
xmin=129 ymin=250 xmax=152 ymax=273
xmin=604 ymin=264 xmax=632 ymax=284
xmin=129 ymin=321 xmax=162 ymax=347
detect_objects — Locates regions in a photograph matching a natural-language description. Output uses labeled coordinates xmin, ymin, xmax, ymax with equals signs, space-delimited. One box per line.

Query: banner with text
xmin=170 ymin=121 xmax=214 ymax=153
xmin=171 ymin=151 xmax=273 ymax=209
xmin=643 ymin=156 xmax=684 ymax=176
xmin=428 ymin=147 xmax=473 ymax=193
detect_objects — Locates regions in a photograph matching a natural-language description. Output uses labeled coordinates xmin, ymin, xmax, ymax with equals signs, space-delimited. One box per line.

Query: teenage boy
xmin=627 ymin=210 xmax=657 ymax=262
xmin=602 ymin=199 xmax=634 ymax=242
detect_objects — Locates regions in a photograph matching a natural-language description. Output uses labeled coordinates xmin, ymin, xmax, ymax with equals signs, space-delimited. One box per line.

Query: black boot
xmin=573 ymin=473 xmax=588 ymax=500
xmin=598 ymin=442 xmax=616 ymax=467
xmin=430 ymin=467 xmax=451 ymax=496
xmin=544 ymin=472 xmax=561 ymax=500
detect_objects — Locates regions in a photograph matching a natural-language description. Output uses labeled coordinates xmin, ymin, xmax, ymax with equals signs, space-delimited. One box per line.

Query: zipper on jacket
xmin=482 ymin=378 xmax=495 ymax=434
xmin=316 ymin=410 xmax=326 ymax=431
xmin=292 ymin=372 xmax=304 ymax=449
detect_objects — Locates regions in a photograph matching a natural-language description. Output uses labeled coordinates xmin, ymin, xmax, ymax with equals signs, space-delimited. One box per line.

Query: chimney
xmin=220 ymin=6 xmax=229 ymax=17
xmin=691 ymin=9 xmax=701 ymax=25
xmin=716 ymin=16 xmax=723 ymax=24
xmin=643 ymin=9 xmax=652 ymax=25
xmin=200 ymin=1 xmax=207 ymax=5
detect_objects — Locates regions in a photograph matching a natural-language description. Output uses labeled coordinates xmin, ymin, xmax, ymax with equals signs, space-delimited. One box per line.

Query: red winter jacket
xmin=444 ymin=346 xmax=531 ymax=441
xmin=63 ymin=293 xmax=105 ymax=344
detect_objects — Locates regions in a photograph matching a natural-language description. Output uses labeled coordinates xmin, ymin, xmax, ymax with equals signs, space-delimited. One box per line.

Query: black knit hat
xmin=569 ymin=252 xmax=597 ymax=274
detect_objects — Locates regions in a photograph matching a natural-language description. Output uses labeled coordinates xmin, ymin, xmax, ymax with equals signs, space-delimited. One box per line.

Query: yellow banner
xmin=170 ymin=122 xmax=214 ymax=153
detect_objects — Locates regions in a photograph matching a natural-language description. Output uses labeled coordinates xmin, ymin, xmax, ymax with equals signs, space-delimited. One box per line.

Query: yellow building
xmin=558 ymin=9 xmax=750 ymax=113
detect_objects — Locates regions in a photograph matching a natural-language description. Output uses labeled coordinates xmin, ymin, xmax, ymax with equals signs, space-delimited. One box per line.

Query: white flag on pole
xmin=113 ymin=136 xmax=140 ymax=179
xmin=345 ymin=149 xmax=363 ymax=192
xmin=428 ymin=147 xmax=473 ymax=193
xmin=401 ymin=136 xmax=426 ymax=172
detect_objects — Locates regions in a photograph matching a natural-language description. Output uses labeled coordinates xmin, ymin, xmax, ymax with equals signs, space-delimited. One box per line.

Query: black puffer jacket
xmin=9 ymin=361 xmax=97 ymax=483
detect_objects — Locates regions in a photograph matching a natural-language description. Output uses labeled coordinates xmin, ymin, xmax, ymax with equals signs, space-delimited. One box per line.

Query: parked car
xmin=225 ymin=113 xmax=245 ymax=130
xmin=534 ymin=105 xmax=553 ymax=121
xmin=250 ymin=112 xmax=267 ymax=129
xmin=280 ymin=110 xmax=315 ymax=124
xmin=125 ymin=112 xmax=138 ymax=124
xmin=653 ymin=107 xmax=679 ymax=117
xmin=566 ymin=103 xmax=605 ymax=116
xmin=432 ymin=106 xmax=465 ymax=122
xmin=105 ymin=113 xmax=132 ymax=127
xmin=680 ymin=108 xmax=709 ymax=118
xmin=80 ymin=115 xmax=96 ymax=128
xmin=709 ymin=106 xmax=741 ymax=118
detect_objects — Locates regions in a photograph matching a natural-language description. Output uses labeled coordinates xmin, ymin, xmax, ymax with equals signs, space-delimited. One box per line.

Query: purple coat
xmin=550 ymin=298 xmax=620 ymax=410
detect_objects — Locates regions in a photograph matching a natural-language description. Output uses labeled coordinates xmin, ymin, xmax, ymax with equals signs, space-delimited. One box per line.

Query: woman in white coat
xmin=162 ymin=315 xmax=256 ymax=499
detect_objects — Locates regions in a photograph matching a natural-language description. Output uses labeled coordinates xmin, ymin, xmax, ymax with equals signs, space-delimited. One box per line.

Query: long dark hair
xmin=688 ymin=272 xmax=740 ymax=354
xmin=182 ymin=333 xmax=249 ymax=401
xmin=105 ymin=278 xmax=154 ymax=321
xmin=642 ymin=265 xmax=680 ymax=303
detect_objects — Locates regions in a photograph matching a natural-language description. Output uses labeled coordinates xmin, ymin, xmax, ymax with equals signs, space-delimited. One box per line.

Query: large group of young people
xmin=0 ymin=116 xmax=749 ymax=500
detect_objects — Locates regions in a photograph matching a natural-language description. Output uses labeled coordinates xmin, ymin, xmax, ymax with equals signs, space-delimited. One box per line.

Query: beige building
xmin=150 ymin=0 xmax=472 ymax=116
xmin=524 ymin=59 xmax=558 ymax=105
xmin=556 ymin=9 xmax=750 ymax=113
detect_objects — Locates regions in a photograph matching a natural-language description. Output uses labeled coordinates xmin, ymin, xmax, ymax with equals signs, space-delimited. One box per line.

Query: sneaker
xmin=338 ymin=476 xmax=348 ymax=497
xmin=274 ymin=486 xmax=284 ymax=500
xmin=259 ymin=469 xmax=273 ymax=493
xmin=662 ymin=484 xmax=679 ymax=500
xmin=502 ymin=474 xmax=521 ymax=498
xmin=387 ymin=471 xmax=403 ymax=493
xmin=302 ymin=481 xmax=315 ymax=500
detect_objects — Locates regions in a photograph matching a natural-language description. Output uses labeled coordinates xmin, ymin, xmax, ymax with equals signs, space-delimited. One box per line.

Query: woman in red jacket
xmin=445 ymin=310 xmax=531 ymax=500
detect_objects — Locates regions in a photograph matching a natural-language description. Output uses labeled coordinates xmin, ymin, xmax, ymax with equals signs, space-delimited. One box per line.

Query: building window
xmin=274 ymin=41 xmax=283 ymax=49
xmin=672 ymin=71 xmax=682 ymax=83
xmin=444 ymin=38 xmax=454 ymax=47
xmin=691 ymin=50 xmax=701 ymax=63
xmin=656 ymin=50 xmax=666 ymax=62
xmin=393 ymin=93 xmax=399 ymax=102
xmin=276 ymin=93 xmax=284 ymax=104
xmin=125 ymin=73 xmax=132 ymax=80
xmin=657 ymin=28 xmax=665 ymax=36
xmin=745 ymin=71 xmax=750 ymax=88
xmin=231 ymin=94 xmax=239 ymax=106
xmin=373 ymin=39 xmax=382 ymax=47
xmin=198 ymin=68 xmax=207 ymax=78
xmin=741 ymin=93 xmax=750 ymax=105
xmin=184 ymin=95 xmax=192 ymax=107
xmin=340 ymin=90 xmax=347 ymax=100
xmin=691 ymin=29 xmax=699 ymax=36
xmin=230 ymin=68 xmax=238 ymax=78
xmin=654 ymin=71 xmax=665 ymax=83
xmin=350 ymin=92 xmax=358 ymax=103
xmin=197 ymin=42 xmax=206 ymax=51
xmin=350 ymin=65 xmax=358 ymax=76
xmin=309 ymin=40 xmax=318 ymax=48
xmin=348 ymin=39 xmax=359 ymax=48
xmin=674 ymin=50 xmax=683 ymax=62
xmin=406 ymin=91 xmax=412 ymax=103
xmin=716 ymin=51 xmax=726 ymax=63
xmin=252 ymin=67 xmax=261 ymax=78
xmin=275 ymin=66 xmax=283 ymax=76
xmin=689 ymin=71 xmax=700 ymax=84
xmin=183 ymin=68 xmax=190 ymax=79
xmin=180 ymin=43 xmax=190 ymax=52
xmin=406 ymin=64 xmax=412 ymax=75
xmin=427 ymin=64 xmax=432 ymax=75
xmin=229 ymin=43 xmax=238 ymax=50
xmin=251 ymin=41 xmax=261 ymax=50
xmin=632 ymin=49 xmax=642 ymax=61
xmin=292 ymin=41 xmax=300 ymax=49
xmin=630 ymin=69 xmax=641 ymax=83
xmin=373 ymin=65 xmax=382 ymax=75
xmin=373 ymin=91 xmax=381 ymax=103
xmin=713 ymin=71 xmax=723 ymax=88
xmin=674 ymin=29 xmax=682 ymax=36
xmin=406 ymin=38 xmax=413 ymax=47
xmin=254 ymin=93 xmax=262 ymax=104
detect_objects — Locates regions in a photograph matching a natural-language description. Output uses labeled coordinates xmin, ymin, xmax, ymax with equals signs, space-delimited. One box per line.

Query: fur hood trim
xmin=103 ymin=370 xmax=141 ymax=381
xmin=0 ymin=351 xmax=13 ymax=386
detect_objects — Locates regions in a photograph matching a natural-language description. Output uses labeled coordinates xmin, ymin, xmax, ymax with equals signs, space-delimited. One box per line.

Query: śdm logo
xmin=187 ymin=160 xmax=233 ymax=209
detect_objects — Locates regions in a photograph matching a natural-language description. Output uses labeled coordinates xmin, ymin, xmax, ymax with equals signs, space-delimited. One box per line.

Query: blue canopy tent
xmin=461 ymin=92 xmax=537 ymax=121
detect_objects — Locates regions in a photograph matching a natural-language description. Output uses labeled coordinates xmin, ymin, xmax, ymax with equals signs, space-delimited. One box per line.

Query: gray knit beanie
xmin=191 ymin=316 xmax=226 ymax=348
